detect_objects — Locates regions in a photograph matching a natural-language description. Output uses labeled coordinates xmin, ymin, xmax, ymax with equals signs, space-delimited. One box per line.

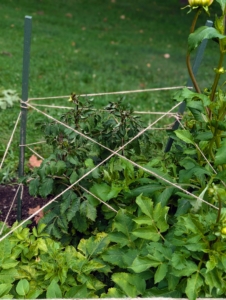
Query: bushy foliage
xmin=27 ymin=98 xmax=154 ymax=245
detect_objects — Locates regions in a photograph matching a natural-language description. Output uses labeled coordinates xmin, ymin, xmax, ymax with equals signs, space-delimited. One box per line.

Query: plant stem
xmin=210 ymin=52 xmax=225 ymax=102
xmin=186 ymin=8 xmax=202 ymax=93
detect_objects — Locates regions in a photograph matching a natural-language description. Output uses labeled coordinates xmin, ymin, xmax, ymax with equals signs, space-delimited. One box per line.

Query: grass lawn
xmin=0 ymin=0 xmax=221 ymax=179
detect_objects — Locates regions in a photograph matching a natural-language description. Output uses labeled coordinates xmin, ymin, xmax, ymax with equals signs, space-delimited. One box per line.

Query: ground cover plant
xmin=2 ymin=0 xmax=226 ymax=299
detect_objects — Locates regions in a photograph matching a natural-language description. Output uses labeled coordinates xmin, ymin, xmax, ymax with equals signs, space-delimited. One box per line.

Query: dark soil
xmin=0 ymin=184 xmax=48 ymax=227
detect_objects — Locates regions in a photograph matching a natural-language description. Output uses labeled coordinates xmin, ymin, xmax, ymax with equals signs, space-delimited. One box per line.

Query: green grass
xmin=0 ymin=0 xmax=222 ymax=169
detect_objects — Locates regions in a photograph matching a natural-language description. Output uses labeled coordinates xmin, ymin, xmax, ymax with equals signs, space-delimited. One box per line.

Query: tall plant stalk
xmin=186 ymin=7 xmax=202 ymax=93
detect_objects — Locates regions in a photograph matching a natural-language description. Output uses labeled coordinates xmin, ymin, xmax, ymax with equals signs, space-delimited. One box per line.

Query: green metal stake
xmin=18 ymin=16 xmax=32 ymax=221
xmin=164 ymin=20 xmax=213 ymax=153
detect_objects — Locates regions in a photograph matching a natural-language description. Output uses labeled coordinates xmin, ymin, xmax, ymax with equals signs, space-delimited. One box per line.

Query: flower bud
xmin=188 ymin=0 xmax=213 ymax=7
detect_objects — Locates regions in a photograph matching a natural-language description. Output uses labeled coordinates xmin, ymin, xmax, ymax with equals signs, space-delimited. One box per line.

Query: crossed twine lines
xmin=0 ymin=85 xmax=223 ymax=242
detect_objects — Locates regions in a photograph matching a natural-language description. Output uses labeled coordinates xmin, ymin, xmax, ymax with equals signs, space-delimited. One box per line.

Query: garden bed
xmin=0 ymin=184 xmax=48 ymax=226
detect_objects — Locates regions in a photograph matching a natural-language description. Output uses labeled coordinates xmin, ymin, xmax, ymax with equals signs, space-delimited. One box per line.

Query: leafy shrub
xmin=27 ymin=98 xmax=155 ymax=245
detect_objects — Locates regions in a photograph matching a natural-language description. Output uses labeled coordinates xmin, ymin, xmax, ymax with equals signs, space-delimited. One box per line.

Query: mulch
xmin=0 ymin=184 xmax=48 ymax=227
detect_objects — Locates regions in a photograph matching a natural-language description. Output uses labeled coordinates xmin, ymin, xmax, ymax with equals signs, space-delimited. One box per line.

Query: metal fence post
xmin=18 ymin=16 xmax=32 ymax=221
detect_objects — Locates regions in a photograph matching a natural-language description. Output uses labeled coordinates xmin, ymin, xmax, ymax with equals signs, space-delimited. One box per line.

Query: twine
xmin=28 ymin=86 xmax=192 ymax=101
xmin=30 ymin=102 xmax=180 ymax=119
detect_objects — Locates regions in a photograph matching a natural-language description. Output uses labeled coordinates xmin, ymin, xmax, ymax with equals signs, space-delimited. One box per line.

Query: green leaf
xmin=196 ymin=131 xmax=213 ymax=141
xmin=67 ymin=197 xmax=80 ymax=221
xmin=107 ymin=182 xmax=122 ymax=199
xmin=101 ymin=287 xmax=126 ymax=298
xmin=80 ymin=200 xmax=97 ymax=221
xmin=216 ymin=169 xmax=226 ymax=181
xmin=85 ymin=158 xmax=95 ymax=168
xmin=78 ymin=232 xmax=109 ymax=258
xmin=157 ymin=186 xmax=175 ymax=206
xmin=171 ymin=260 xmax=198 ymax=277
xmin=205 ymin=268 xmax=224 ymax=294
xmin=26 ymin=288 xmax=43 ymax=299
xmin=77 ymin=273 xmax=105 ymax=291
xmin=102 ymin=246 xmax=125 ymax=268
xmin=112 ymin=209 xmax=135 ymax=237
xmin=171 ymin=252 xmax=187 ymax=270
xmin=173 ymin=87 xmax=195 ymax=102
xmin=154 ymin=263 xmax=168 ymax=284
xmin=132 ymin=226 xmax=160 ymax=241
xmin=68 ymin=155 xmax=79 ymax=166
xmin=216 ymin=0 xmax=226 ymax=12
xmin=1 ymin=258 xmax=19 ymax=269
xmin=70 ymin=252 xmax=88 ymax=273
xmin=65 ymin=285 xmax=88 ymax=298
xmin=108 ymin=232 xmax=131 ymax=247
xmin=146 ymin=241 xmax=172 ymax=260
xmin=188 ymin=26 xmax=225 ymax=53
xmin=55 ymin=160 xmax=66 ymax=175
xmin=206 ymin=255 xmax=218 ymax=272
xmin=16 ymin=279 xmax=29 ymax=296
xmin=39 ymin=178 xmax=54 ymax=197
xmin=192 ymin=185 xmax=209 ymax=212
xmin=0 ymin=283 xmax=12 ymax=298
xmin=175 ymin=129 xmax=194 ymax=145
xmin=0 ymin=238 xmax=12 ymax=256
xmin=126 ymin=184 xmax=163 ymax=199
xmin=0 ymin=269 xmax=19 ymax=284
xmin=29 ymin=177 xmax=40 ymax=196
xmin=112 ymin=272 xmax=145 ymax=297
xmin=133 ymin=195 xmax=169 ymax=239
xmin=133 ymin=215 xmax=153 ymax=225
xmin=130 ymin=255 xmax=161 ymax=273
xmin=90 ymin=183 xmax=111 ymax=201
xmin=144 ymin=287 xmax=181 ymax=298
xmin=144 ymin=166 xmax=174 ymax=183
xmin=49 ymin=160 xmax=57 ymax=175
xmin=61 ymin=190 xmax=80 ymax=221
xmin=153 ymin=202 xmax=169 ymax=232
xmin=70 ymin=170 xmax=78 ymax=184
xmin=46 ymin=279 xmax=62 ymax=298
xmin=122 ymin=248 xmax=140 ymax=267
xmin=135 ymin=194 xmax=153 ymax=218
xmin=0 ymin=89 xmax=20 ymax=110
xmin=215 ymin=139 xmax=226 ymax=166
xmin=210 ymin=120 xmax=226 ymax=131
xmin=187 ymin=94 xmax=211 ymax=109
xmin=72 ymin=212 xmax=88 ymax=232
xmin=185 ymin=273 xmax=203 ymax=300
xmin=82 ymin=260 xmax=106 ymax=274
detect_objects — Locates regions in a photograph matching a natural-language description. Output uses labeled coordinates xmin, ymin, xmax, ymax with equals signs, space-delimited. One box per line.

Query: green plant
xmin=9 ymin=0 xmax=226 ymax=299
xmin=27 ymin=98 xmax=154 ymax=245
xmin=0 ymin=89 xmax=20 ymax=110
xmin=0 ymin=222 xmax=114 ymax=298
xmin=0 ymin=147 xmax=19 ymax=183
